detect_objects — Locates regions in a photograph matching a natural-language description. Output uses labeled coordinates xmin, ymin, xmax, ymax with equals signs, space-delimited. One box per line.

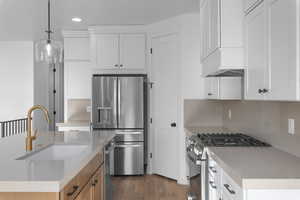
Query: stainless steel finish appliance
xmin=92 ymin=74 xmax=147 ymax=176
xmin=186 ymin=133 xmax=270 ymax=200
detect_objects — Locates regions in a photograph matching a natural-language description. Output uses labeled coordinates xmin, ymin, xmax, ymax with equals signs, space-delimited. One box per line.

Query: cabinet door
xmin=209 ymin=0 xmax=220 ymax=54
xmin=64 ymin=37 xmax=90 ymax=61
xmin=119 ymin=34 xmax=146 ymax=70
xmin=201 ymin=0 xmax=210 ymax=60
xmin=267 ymin=0 xmax=298 ymax=100
xmin=65 ymin=62 xmax=91 ymax=99
xmin=219 ymin=77 xmax=242 ymax=100
xmin=93 ymin=167 xmax=104 ymax=200
xmin=245 ymin=2 xmax=267 ymax=100
xmin=95 ymin=34 xmax=119 ymax=69
xmin=205 ymin=77 xmax=219 ymax=99
xmin=75 ymin=180 xmax=93 ymax=200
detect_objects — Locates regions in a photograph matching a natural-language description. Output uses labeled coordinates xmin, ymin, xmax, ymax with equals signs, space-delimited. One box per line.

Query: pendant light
xmin=35 ymin=0 xmax=63 ymax=64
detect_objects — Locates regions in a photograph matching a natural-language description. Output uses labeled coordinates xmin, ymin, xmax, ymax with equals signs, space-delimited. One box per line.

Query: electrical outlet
xmin=288 ymin=119 xmax=295 ymax=135
xmin=228 ymin=109 xmax=232 ymax=120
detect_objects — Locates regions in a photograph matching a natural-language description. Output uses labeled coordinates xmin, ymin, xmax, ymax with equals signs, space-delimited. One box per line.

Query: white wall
xmin=0 ymin=41 xmax=34 ymax=121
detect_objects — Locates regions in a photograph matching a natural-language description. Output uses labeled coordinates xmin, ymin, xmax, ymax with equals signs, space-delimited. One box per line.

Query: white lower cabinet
xmin=208 ymin=155 xmax=300 ymax=200
xmin=205 ymin=77 xmax=242 ymax=100
xmin=208 ymin=156 xmax=243 ymax=200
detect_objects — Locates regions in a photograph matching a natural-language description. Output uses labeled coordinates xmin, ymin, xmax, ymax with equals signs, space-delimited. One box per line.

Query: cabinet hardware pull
xmin=209 ymin=166 xmax=217 ymax=173
xmin=258 ymin=89 xmax=264 ymax=94
xmin=209 ymin=181 xmax=217 ymax=189
xmin=67 ymin=185 xmax=79 ymax=196
xmin=114 ymin=64 xmax=119 ymax=67
xmin=208 ymin=93 xmax=213 ymax=96
xmin=224 ymin=184 xmax=236 ymax=194
xmin=120 ymin=64 xmax=124 ymax=67
xmin=92 ymin=179 xmax=99 ymax=186
xmin=262 ymin=88 xmax=269 ymax=93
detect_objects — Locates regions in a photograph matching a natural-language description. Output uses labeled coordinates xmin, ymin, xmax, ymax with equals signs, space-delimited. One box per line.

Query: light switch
xmin=288 ymin=119 xmax=295 ymax=135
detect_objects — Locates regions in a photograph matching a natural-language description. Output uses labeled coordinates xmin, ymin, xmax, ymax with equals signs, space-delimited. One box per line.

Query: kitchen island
xmin=0 ymin=130 xmax=114 ymax=200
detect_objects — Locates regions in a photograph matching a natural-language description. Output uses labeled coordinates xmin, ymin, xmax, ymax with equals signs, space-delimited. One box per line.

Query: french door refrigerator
xmin=92 ymin=74 xmax=147 ymax=175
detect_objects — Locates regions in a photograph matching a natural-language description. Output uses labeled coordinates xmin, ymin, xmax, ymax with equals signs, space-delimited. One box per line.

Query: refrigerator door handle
xmin=117 ymin=78 xmax=121 ymax=127
xmin=113 ymin=78 xmax=118 ymax=127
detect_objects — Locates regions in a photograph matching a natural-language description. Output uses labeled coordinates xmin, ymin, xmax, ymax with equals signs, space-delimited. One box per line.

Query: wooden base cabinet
xmin=75 ymin=180 xmax=93 ymax=200
xmin=92 ymin=167 xmax=104 ymax=200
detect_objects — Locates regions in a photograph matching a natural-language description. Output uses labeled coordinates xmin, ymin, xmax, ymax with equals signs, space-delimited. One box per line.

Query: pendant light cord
xmin=46 ymin=0 xmax=52 ymax=42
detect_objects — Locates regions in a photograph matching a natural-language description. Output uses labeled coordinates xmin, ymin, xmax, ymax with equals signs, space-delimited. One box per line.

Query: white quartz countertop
xmin=0 ymin=130 xmax=114 ymax=192
xmin=185 ymin=126 xmax=300 ymax=190
xmin=209 ymin=146 xmax=300 ymax=190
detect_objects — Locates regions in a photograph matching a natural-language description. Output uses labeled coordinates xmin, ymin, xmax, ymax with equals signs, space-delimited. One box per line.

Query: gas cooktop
xmin=197 ymin=133 xmax=271 ymax=147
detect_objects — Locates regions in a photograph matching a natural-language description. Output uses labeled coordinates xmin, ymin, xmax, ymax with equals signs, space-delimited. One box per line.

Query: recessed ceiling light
xmin=72 ymin=17 xmax=82 ymax=22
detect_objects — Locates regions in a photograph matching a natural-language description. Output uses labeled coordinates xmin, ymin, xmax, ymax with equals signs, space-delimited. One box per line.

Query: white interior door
xmin=151 ymin=34 xmax=179 ymax=180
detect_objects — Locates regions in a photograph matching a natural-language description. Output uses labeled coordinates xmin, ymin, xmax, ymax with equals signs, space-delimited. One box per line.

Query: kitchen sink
xmin=17 ymin=144 xmax=89 ymax=160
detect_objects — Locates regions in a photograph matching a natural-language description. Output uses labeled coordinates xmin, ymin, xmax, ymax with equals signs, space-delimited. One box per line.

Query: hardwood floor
xmin=112 ymin=175 xmax=188 ymax=200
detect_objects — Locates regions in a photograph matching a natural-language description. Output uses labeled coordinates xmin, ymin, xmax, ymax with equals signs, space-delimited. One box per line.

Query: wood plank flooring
xmin=112 ymin=175 xmax=188 ymax=200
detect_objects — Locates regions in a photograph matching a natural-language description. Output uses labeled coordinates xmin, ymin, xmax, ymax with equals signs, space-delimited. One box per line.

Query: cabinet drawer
xmin=60 ymin=152 xmax=103 ymax=200
xmin=222 ymin=172 xmax=243 ymax=200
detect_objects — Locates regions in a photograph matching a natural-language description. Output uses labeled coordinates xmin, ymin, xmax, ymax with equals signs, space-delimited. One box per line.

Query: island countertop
xmin=0 ymin=130 xmax=114 ymax=192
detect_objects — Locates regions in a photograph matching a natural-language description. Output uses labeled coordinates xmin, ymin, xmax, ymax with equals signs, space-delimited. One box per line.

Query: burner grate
xmin=197 ymin=133 xmax=271 ymax=147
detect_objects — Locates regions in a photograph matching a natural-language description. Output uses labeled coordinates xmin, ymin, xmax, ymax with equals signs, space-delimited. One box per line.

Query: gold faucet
xmin=26 ymin=105 xmax=50 ymax=151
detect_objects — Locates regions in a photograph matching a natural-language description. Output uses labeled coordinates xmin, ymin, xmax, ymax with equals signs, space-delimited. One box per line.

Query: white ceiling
xmin=0 ymin=0 xmax=199 ymax=41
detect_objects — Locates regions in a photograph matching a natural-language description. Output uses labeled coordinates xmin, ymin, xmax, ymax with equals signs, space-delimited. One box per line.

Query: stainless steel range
xmin=186 ymin=133 xmax=270 ymax=200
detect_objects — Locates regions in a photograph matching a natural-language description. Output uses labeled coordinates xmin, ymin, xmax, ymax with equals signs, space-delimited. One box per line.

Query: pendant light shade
xmin=35 ymin=0 xmax=63 ymax=64
xmin=35 ymin=39 xmax=63 ymax=64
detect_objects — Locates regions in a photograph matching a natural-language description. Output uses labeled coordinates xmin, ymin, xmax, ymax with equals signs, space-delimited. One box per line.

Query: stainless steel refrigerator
xmin=92 ymin=74 xmax=147 ymax=175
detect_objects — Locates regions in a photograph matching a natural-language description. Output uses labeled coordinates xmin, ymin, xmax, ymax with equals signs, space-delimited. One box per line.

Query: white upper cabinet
xmin=267 ymin=0 xmax=298 ymax=100
xmin=205 ymin=77 xmax=219 ymax=99
xmin=245 ymin=0 xmax=299 ymax=101
xmin=209 ymin=0 xmax=220 ymax=54
xmin=201 ymin=0 xmax=244 ymax=76
xmin=120 ymin=34 xmax=146 ymax=70
xmin=63 ymin=31 xmax=90 ymax=61
xmin=205 ymin=77 xmax=242 ymax=100
xmin=245 ymin=2 xmax=267 ymax=100
xmin=200 ymin=0 xmax=210 ymax=59
xmin=63 ymin=30 xmax=92 ymax=100
xmin=89 ymin=26 xmax=147 ymax=71
xmin=95 ymin=34 xmax=120 ymax=69
xmin=65 ymin=62 xmax=91 ymax=99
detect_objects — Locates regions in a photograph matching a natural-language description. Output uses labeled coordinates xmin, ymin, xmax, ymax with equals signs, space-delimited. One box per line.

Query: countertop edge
xmin=0 ymin=132 xmax=114 ymax=192
xmin=208 ymin=147 xmax=300 ymax=190
xmin=0 ymin=181 xmax=60 ymax=192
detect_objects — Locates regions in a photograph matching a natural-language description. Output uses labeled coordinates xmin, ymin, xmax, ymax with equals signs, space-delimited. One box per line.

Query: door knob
xmin=171 ymin=122 xmax=177 ymax=127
